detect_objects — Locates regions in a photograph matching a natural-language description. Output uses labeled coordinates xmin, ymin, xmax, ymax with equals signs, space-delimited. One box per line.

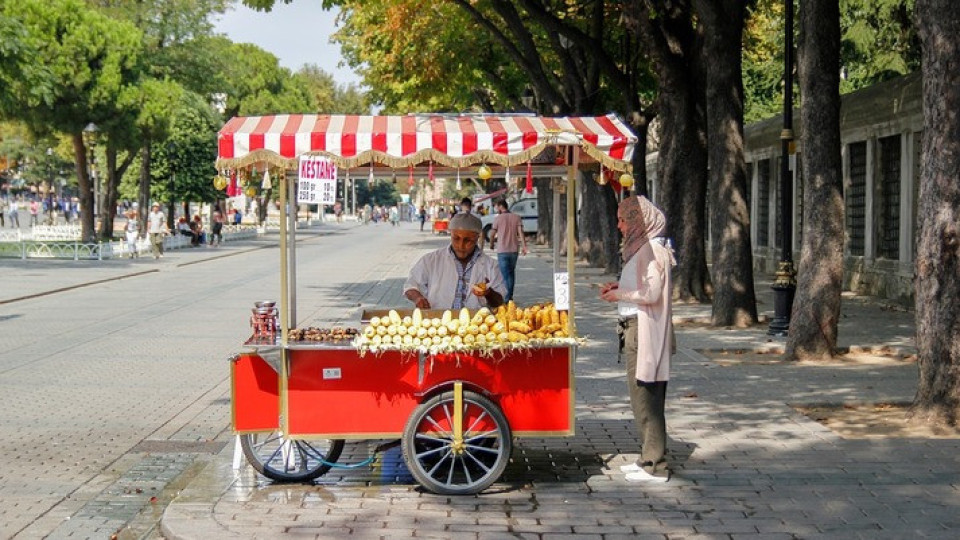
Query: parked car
xmin=480 ymin=197 xmax=538 ymax=243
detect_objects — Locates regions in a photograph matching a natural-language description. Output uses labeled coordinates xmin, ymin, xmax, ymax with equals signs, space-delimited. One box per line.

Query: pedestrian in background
xmin=488 ymin=199 xmax=527 ymax=303
xmin=418 ymin=205 xmax=427 ymax=231
xmin=210 ymin=210 xmax=224 ymax=246
xmin=29 ymin=199 xmax=39 ymax=226
xmin=600 ymin=195 xmax=676 ymax=483
xmin=147 ymin=203 xmax=167 ymax=259
xmin=8 ymin=198 xmax=19 ymax=228
xmin=0 ymin=197 xmax=6 ymax=227
xmin=191 ymin=215 xmax=206 ymax=246
xmin=124 ymin=210 xmax=140 ymax=258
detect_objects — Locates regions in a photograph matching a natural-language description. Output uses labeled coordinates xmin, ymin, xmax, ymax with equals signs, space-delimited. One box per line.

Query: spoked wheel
xmin=240 ymin=430 xmax=345 ymax=482
xmin=402 ymin=388 xmax=512 ymax=495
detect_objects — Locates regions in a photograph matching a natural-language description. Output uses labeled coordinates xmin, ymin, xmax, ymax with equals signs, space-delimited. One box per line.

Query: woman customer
xmin=600 ymin=195 xmax=676 ymax=483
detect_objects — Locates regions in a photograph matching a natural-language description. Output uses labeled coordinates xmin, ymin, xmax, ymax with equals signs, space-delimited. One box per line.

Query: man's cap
xmin=151 ymin=202 xmax=160 ymax=207
xmin=448 ymin=212 xmax=482 ymax=234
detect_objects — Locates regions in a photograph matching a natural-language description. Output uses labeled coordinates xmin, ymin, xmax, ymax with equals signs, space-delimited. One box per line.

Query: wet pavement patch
xmin=131 ymin=440 xmax=227 ymax=454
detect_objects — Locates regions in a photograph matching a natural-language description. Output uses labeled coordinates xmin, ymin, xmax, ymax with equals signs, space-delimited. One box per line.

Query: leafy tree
xmin=1 ymin=0 xmax=143 ymax=242
xmin=335 ymin=0 xmax=525 ymax=113
xmin=840 ymin=0 xmax=919 ymax=92
xmin=912 ymin=0 xmax=960 ymax=428
xmin=296 ymin=64 xmax=369 ymax=114
xmin=90 ymin=0 xmax=231 ymax=235
xmin=744 ymin=0 xmax=920 ymax=122
xmin=0 ymin=13 xmax=54 ymax=112
xmin=149 ymin=91 xmax=221 ymax=221
xmin=355 ymin=179 xmax=400 ymax=208
xmin=743 ymin=0 xmax=792 ymax=123
xmin=220 ymin=42 xmax=316 ymax=117
xmin=785 ymin=0 xmax=844 ymax=360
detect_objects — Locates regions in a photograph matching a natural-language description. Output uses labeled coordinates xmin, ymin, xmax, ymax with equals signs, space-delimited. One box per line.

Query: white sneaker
xmin=625 ymin=468 xmax=670 ymax=483
xmin=620 ymin=463 xmax=643 ymax=473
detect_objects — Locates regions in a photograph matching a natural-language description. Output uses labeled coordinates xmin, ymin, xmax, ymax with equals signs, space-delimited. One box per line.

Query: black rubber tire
xmin=240 ymin=431 xmax=345 ymax=482
xmin=402 ymin=389 xmax=512 ymax=495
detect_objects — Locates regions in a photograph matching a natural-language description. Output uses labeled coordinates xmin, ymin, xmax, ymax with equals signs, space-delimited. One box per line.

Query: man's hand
xmin=471 ymin=280 xmax=488 ymax=297
xmin=405 ymin=289 xmax=431 ymax=309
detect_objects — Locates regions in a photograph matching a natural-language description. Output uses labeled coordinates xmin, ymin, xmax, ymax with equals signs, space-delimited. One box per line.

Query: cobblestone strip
xmin=44 ymin=453 xmax=198 ymax=540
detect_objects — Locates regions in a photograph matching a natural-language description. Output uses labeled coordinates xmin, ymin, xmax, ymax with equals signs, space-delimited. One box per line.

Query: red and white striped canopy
xmin=216 ymin=113 xmax=637 ymax=172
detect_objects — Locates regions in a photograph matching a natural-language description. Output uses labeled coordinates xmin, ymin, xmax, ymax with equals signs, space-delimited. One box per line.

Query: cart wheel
xmin=402 ymin=390 xmax=512 ymax=495
xmin=240 ymin=431 xmax=345 ymax=482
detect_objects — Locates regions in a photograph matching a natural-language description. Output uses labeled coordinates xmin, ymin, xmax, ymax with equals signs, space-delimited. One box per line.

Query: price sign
xmin=297 ymin=155 xmax=337 ymax=205
xmin=553 ymin=272 xmax=569 ymax=310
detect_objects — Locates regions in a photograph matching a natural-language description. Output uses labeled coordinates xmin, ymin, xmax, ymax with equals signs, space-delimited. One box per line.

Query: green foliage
xmin=0 ymin=13 xmax=54 ymax=112
xmin=148 ymin=91 xmax=221 ymax=204
xmin=296 ymin=64 xmax=369 ymax=114
xmin=219 ymin=42 xmax=316 ymax=116
xmin=334 ymin=0 xmax=517 ymax=113
xmin=839 ymin=0 xmax=918 ymax=92
xmin=743 ymin=0 xmax=920 ymax=123
xmin=743 ymin=0 xmax=792 ymax=123
xmin=354 ymin=178 xmax=400 ymax=208
xmin=1 ymin=0 xmax=143 ymax=134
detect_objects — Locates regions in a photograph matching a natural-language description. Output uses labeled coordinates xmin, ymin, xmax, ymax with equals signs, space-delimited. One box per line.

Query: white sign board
xmin=553 ymin=272 xmax=570 ymax=310
xmin=297 ymin=155 xmax=337 ymax=205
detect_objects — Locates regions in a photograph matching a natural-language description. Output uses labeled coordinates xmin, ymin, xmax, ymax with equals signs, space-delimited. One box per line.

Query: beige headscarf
xmin=618 ymin=195 xmax=668 ymax=263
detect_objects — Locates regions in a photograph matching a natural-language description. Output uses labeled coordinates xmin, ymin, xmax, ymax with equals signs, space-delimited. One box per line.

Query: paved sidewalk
xmin=149 ymin=225 xmax=957 ymax=540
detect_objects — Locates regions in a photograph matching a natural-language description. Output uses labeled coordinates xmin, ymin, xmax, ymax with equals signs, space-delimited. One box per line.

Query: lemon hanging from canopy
xmin=477 ymin=164 xmax=492 ymax=180
xmin=213 ymin=175 xmax=228 ymax=190
xmin=245 ymin=186 xmax=258 ymax=198
xmin=619 ymin=173 xmax=635 ymax=188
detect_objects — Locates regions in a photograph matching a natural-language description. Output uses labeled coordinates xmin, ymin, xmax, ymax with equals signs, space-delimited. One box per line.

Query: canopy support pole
xmin=279 ymin=174 xmax=290 ymax=344
xmin=278 ymin=171 xmax=290 ymax=435
xmin=286 ymin=170 xmax=298 ymax=327
xmin=566 ymin=147 xmax=578 ymax=337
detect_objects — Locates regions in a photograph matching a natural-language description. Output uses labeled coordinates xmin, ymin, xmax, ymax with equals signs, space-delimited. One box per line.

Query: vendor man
xmin=404 ymin=212 xmax=506 ymax=310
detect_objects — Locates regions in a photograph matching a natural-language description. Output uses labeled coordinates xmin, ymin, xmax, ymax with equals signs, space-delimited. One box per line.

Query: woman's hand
xmin=599 ymin=282 xmax=620 ymax=302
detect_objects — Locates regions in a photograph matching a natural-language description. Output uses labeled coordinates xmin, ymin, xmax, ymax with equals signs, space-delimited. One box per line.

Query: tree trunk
xmin=99 ymin=144 xmax=119 ymax=241
xmin=71 ymin=133 xmax=95 ymax=243
xmin=695 ymin=0 xmax=758 ymax=327
xmin=535 ymin=177 xmax=553 ymax=246
xmin=657 ymin=84 xmax=712 ymax=303
xmin=785 ymin=0 xmax=844 ymax=360
xmin=629 ymin=114 xmax=653 ymax=198
xmin=578 ymin=171 xmax=621 ymax=273
xmin=911 ymin=0 xmax=960 ymax=427
xmin=138 ymin=140 xmax=151 ymax=233
xmin=626 ymin=0 xmax=712 ymax=303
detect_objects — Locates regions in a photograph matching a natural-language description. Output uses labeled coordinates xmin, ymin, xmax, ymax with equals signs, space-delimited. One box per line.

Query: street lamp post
xmin=769 ymin=0 xmax=796 ymax=336
xmin=82 ymin=123 xmax=99 ymax=231
xmin=46 ymin=148 xmax=54 ymax=224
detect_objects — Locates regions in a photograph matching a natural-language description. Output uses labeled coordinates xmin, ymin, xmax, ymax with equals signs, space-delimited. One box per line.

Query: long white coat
xmin=617 ymin=239 xmax=673 ymax=382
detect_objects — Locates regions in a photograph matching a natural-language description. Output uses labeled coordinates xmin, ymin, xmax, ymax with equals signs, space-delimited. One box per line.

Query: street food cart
xmin=217 ymin=113 xmax=637 ymax=494
xmin=431 ymin=218 xmax=449 ymax=234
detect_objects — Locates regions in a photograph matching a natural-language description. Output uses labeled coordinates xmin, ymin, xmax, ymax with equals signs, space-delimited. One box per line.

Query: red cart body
xmin=232 ymin=345 xmax=575 ymax=439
